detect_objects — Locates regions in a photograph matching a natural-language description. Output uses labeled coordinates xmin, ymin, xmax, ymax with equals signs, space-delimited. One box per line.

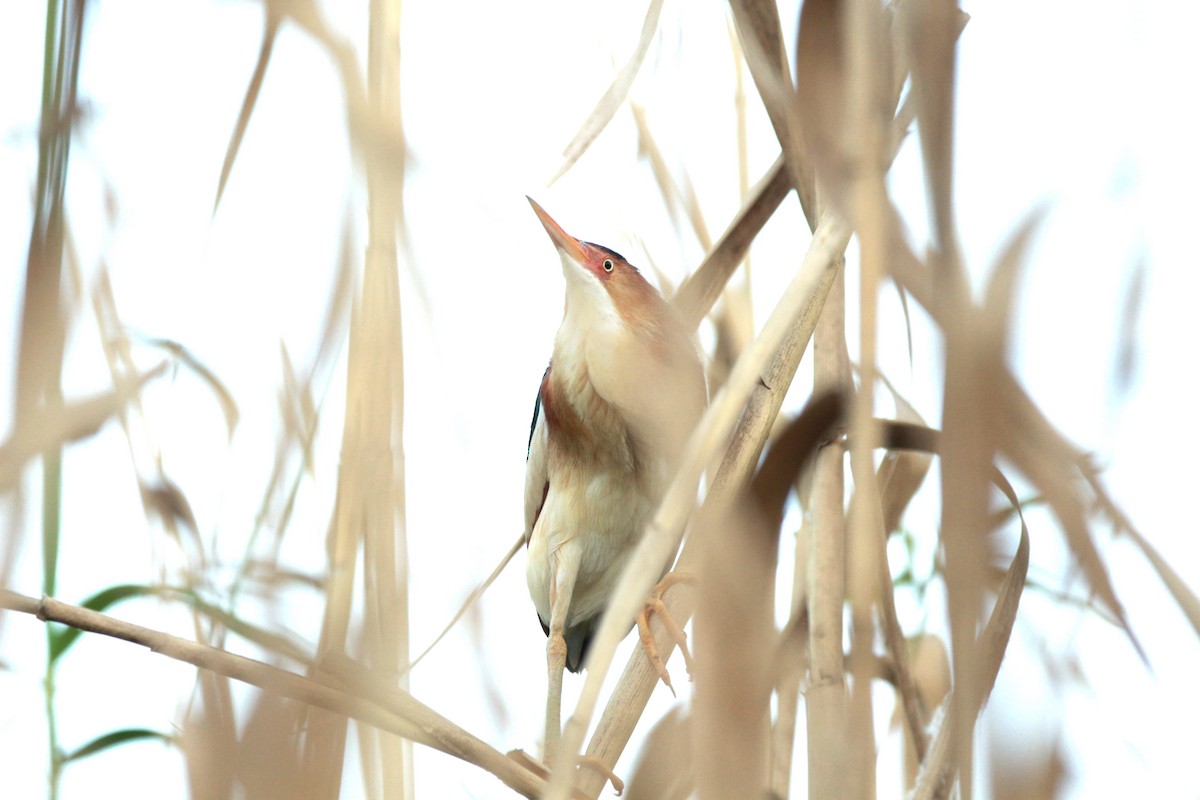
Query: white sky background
xmin=2 ymin=0 xmax=1199 ymax=797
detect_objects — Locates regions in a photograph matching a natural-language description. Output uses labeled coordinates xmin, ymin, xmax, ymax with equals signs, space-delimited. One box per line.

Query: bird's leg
xmin=544 ymin=626 xmax=567 ymax=765
xmin=637 ymin=570 xmax=698 ymax=695
xmin=544 ymin=547 xmax=580 ymax=767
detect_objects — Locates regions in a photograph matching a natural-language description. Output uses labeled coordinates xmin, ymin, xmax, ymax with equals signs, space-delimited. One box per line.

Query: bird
xmin=522 ymin=198 xmax=707 ymax=765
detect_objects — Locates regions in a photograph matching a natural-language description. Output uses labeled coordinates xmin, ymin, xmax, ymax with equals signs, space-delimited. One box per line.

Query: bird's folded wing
xmin=524 ymin=376 xmax=550 ymax=545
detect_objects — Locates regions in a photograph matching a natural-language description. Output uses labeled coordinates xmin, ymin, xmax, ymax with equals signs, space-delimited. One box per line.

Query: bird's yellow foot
xmin=636 ymin=571 xmax=698 ymax=695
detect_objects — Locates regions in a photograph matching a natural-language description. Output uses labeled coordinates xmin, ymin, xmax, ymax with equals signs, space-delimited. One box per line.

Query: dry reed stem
xmin=807 ymin=264 xmax=850 ymax=800
xmin=0 ymin=590 xmax=547 ymax=798
xmin=299 ymin=302 xmax=363 ymax=794
xmin=360 ymin=0 xmax=411 ymax=796
xmin=841 ymin=0 xmax=898 ymax=793
xmin=768 ymin=570 xmax=808 ymax=799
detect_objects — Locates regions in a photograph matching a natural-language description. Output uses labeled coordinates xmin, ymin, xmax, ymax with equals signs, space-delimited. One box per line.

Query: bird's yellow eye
xmin=603 ymin=259 xmax=614 ymax=272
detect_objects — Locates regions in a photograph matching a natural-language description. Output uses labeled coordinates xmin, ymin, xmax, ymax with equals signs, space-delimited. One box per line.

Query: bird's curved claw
xmin=636 ymin=571 xmax=698 ymax=696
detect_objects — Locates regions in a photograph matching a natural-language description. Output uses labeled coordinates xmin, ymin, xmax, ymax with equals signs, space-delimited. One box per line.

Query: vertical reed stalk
xmin=23 ymin=2 xmax=85 ymax=797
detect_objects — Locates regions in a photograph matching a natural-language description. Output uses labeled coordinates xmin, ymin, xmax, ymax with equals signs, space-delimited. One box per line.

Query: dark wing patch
xmin=528 ymin=363 xmax=551 ymax=459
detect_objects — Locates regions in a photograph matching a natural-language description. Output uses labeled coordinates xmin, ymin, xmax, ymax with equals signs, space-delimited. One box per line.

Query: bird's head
xmin=527 ymin=197 xmax=662 ymax=329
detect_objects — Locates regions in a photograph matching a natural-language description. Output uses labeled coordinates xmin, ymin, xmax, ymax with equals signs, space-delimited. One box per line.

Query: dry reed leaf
xmin=873 ymin=444 xmax=934 ymax=762
xmin=236 ymin=691 xmax=304 ymax=799
xmin=549 ymin=0 xmax=664 ymax=184
xmin=214 ymin=6 xmax=279 ymax=214
xmin=671 ymin=156 xmax=790 ymax=331
xmin=894 ymin=280 xmax=917 ymax=369
xmin=882 ymin=206 xmax=1138 ymax=668
xmin=794 ymin=0 xmax=847 ymax=209
xmin=915 ymin=28 xmax=1003 ymax=786
xmin=0 ymin=364 xmax=166 ymax=490
xmin=183 ymin=672 xmax=238 ymax=800
xmin=278 ymin=343 xmax=317 ymax=473
xmin=624 ymin=708 xmax=693 ymax=800
xmin=1086 ymin=482 xmax=1200 ymax=637
xmin=139 ymin=476 xmax=201 ymax=546
xmin=838 ymin=0 xmax=897 ymax=780
xmin=695 ymin=393 xmax=843 ymax=799
xmin=1002 ymin=389 xmax=1136 ymax=652
xmin=141 ymin=336 xmax=240 ymax=440
xmin=938 ymin=364 xmax=999 ymax=800
xmin=899 ymin=0 xmax=964 ymax=244
xmin=405 ymin=532 xmax=524 ymax=675
xmin=912 ymin=546 xmax=1027 ymax=800
xmin=901 ymin=635 xmax=951 ymax=789
xmin=631 ymin=104 xmax=713 ymax=250
xmin=988 ymin=215 xmax=1135 ymax=653
xmin=991 ymin=739 xmax=1066 ymax=800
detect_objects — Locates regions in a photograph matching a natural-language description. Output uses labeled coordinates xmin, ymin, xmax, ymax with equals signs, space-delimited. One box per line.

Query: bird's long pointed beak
xmin=527 ymin=197 xmax=587 ymax=264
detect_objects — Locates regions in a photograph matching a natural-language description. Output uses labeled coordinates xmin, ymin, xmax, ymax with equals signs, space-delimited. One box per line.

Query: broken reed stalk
xmin=0 ymin=590 xmax=547 ymax=798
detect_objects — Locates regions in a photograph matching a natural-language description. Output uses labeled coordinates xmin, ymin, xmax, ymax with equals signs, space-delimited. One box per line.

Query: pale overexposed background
xmin=2 ymin=0 xmax=1198 ymax=797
